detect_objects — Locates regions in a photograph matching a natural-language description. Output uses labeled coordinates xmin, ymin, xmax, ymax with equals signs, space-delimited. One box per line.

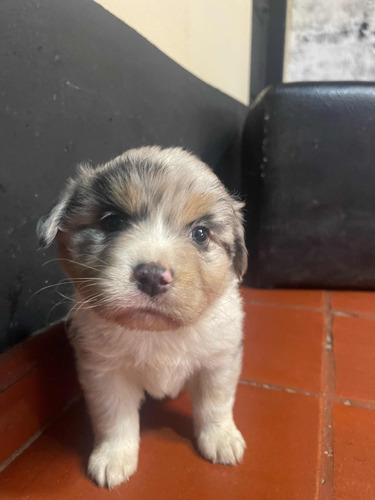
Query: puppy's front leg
xmin=190 ymin=349 xmax=245 ymax=465
xmin=79 ymin=366 xmax=143 ymax=488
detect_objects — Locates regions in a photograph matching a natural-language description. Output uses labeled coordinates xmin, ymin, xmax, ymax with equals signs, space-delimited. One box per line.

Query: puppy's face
xmin=38 ymin=147 xmax=247 ymax=331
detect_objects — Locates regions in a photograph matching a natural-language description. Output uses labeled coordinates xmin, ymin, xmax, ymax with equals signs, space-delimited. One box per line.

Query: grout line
xmin=239 ymin=378 xmax=321 ymax=398
xmin=0 ymin=366 xmax=38 ymax=394
xmin=333 ymin=395 xmax=375 ymax=411
xmin=0 ymin=344 xmax=73 ymax=394
xmin=239 ymin=379 xmax=375 ymax=411
xmin=0 ymin=394 xmax=82 ymax=474
xmin=317 ymin=291 xmax=335 ymax=500
xmin=332 ymin=309 xmax=375 ymax=321
xmin=243 ymin=295 xmax=375 ymax=322
xmin=0 ymin=430 xmax=45 ymax=474
xmin=242 ymin=299 xmax=324 ymax=313
xmin=332 ymin=311 xmax=357 ymax=318
xmin=28 ymin=317 xmax=68 ymax=340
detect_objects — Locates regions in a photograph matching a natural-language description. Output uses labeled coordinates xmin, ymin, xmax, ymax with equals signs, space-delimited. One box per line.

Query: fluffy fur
xmin=37 ymin=146 xmax=247 ymax=488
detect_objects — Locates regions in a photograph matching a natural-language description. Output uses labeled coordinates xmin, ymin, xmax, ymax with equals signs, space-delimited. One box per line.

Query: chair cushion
xmin=242 ymin=82 xmax=375 ymax=288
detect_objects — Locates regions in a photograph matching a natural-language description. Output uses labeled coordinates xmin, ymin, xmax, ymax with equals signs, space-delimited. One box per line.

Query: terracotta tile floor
xmin=1 ymin=288 xmax=375 ymax=499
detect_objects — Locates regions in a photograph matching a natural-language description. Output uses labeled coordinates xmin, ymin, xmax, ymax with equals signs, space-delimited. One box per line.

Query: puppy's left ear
xmin=232 ymin=199 xmax=248 ymax=281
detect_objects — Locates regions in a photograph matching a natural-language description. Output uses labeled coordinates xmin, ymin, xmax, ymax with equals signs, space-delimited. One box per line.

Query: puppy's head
xmin=37 ymin=147 xmax=247 ymax=331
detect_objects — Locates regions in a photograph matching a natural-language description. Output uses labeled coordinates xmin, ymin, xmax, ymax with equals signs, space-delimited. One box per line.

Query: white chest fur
xmin=69 ymin=282 xmax=244 ymax=399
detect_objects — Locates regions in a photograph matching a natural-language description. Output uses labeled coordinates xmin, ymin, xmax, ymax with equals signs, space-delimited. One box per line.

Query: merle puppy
xmin=37 ymin=146 xmax=247 ymax=488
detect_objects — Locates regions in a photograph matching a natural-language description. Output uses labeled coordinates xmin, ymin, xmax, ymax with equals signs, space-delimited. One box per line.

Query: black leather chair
xmin=242 ymin=82 xmax=375 ymax=289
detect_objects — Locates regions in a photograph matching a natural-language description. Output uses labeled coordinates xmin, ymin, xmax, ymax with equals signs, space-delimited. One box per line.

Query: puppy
xmin=37 ymin=146 xmax=247 ymax=488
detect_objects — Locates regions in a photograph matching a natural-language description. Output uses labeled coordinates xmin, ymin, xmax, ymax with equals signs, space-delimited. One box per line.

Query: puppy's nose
xmin=133 ymin=263 xmax=173 ymax=297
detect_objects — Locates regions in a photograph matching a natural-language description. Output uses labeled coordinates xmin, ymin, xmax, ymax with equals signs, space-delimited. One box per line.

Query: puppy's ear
xmin=232 ymin=199 xmax=248 ymax=281
xmin=36 ymin=179 xmax=75 ymax=249
xmin=37 ymin=163 xmax=95 ymax=249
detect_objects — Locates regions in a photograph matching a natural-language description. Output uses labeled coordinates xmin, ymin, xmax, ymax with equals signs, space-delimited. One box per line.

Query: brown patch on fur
xmin=167 ymin=244 xmax=229 ymax=326
xmin=180 ymin=192 xmax=217 ymax=226
xmin=56 ymin=233 xmax=103 ymax=303
xmin=200 ymin=253 xmax=230 ymax=304
xmin=109 ymin=179 xmax=145 ymax=215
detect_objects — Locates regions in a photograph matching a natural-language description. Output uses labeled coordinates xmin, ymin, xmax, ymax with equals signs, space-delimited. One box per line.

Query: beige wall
xmin=93 ymin=0 xmax=251 ymax=104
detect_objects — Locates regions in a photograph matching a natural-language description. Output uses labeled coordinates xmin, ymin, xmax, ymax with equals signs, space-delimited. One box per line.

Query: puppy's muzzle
xmin=133 ymin=263 xmax=173 ymax=297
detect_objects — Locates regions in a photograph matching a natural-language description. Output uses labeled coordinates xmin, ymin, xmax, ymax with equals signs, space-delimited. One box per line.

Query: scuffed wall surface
xmin=284 ymin=0 xmax=375 ymax=81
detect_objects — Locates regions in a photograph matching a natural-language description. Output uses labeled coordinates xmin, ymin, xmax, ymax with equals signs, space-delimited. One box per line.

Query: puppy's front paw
xmin=88 ymin=441 xmax=138 ymax=489
xmin=197 ymin=422 xmax=245 ymax=465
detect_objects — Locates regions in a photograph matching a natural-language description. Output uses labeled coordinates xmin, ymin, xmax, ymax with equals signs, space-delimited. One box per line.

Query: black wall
xmin=0 ymin=0 xmax=247 ymax=351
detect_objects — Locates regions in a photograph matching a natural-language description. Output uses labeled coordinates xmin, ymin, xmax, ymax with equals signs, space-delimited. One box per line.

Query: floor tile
xmin=0 ymin=323 xmax=68 ymax=392
xmin=0 ymin=384 xmax=321 ymax=500
xmin=241 ymin=287 xmax=325 ymax=309
xmin=334 ymin=404 xmax=375 ymax=499
xmin=242 ymin=303 xmax=325 ymax=392
xmin=331 ymin=291 xmax=375 ymax=316
xmin=0 ymin=345 xmax=80 ymax=466
xmin=334 ymin=315 xmax=375 ymax=401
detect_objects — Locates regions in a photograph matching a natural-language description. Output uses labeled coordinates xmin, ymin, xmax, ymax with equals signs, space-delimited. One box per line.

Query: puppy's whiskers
xmin=43 ymin=258 xmax=102 ymax=274
xmin=27 ymin=276 xmax=107 ymax=304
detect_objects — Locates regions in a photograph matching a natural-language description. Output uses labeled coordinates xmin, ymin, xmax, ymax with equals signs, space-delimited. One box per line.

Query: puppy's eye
xmin=100 ymin=213 xmax=126 ymax=233
xmin=191 ymin=226 xmax=209 ymax=245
